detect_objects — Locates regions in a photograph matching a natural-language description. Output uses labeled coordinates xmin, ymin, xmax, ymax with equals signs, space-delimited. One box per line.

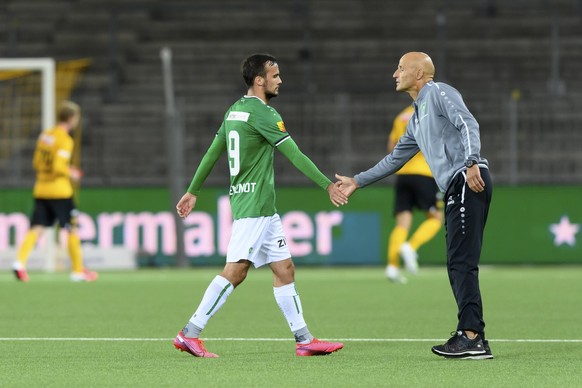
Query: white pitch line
xmin=0 ymin=338 xmax=169 ymax=341
xmin=0 ymin=337 xmax=581 ymax=343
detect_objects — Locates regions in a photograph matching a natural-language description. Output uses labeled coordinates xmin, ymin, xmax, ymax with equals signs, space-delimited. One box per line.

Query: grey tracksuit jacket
xmin=355 ymin=81 xmax=489 ymax=193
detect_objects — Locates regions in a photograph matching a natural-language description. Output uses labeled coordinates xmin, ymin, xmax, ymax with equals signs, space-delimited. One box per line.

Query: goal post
xmin=0 ymin=58 xmax=57 ymax=272
xmin=0 ymin=58 xmax=56 ymax=132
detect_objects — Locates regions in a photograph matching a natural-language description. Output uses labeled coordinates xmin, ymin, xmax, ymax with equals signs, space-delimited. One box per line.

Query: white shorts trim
xmin=226 ymin=214 xmax=291 ymax=268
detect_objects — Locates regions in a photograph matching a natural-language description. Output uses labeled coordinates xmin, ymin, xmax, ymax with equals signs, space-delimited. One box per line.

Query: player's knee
xmin=273 ymin=259 xmax=295 ymax=283
xmin=233 ymin=271 xmax=248 ymax=287
xmin=284 ymin=260 xmax=295 ymax=277
xmin=221 ymin=272 xmax=244 ymax=287
xmin=395 ymin=211 xmax=413 ymax=229
xmin=427 ymin=209 xmax=443 ymax=223
xmin=220 ymin=265 xmax=249 ymax=287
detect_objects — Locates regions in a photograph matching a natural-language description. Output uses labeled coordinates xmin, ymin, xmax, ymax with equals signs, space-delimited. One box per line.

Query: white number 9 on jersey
xmin=228 ymin=131 xmax=240 ymax=176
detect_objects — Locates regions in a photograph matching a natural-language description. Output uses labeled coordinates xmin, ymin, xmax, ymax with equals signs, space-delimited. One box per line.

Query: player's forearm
xmin=278 ymin=138 xmax=331 ymax=190
xmin=187 ymin=136 xmax=226 ymax=195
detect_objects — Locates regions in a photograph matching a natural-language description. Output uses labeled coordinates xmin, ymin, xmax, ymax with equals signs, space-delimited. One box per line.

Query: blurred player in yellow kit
xmin=13 ymin=101 xmax=98 ymax=282
xmin=386 ymin=105 xmax=443 ymax=283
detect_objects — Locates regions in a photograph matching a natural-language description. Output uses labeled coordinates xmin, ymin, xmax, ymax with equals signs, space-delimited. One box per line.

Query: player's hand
xmin=327 ymin=182 xmax=349 ymax=207
xmin=335 ymin=174 xmax=359 ymax=198
xmin=69 ymin=166 xmax=83 ymax=182
xmin=466 ymin=165 xmax=485 ymax=193
xmin=176 ymin=192 xmax=197 ymax=218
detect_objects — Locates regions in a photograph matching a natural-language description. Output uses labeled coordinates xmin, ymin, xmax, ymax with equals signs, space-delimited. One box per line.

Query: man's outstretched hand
xmin=327 ymin=182 xmax=349 ymax=207
xmin=176 ymin=192 xmax=197 ymax=218
xmin=335 ymin=174 xmax=359 ymax=198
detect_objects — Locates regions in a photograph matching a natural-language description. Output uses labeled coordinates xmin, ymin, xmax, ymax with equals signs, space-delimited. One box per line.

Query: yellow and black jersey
xmin=32 ymin=125 xmax=74 ymax=199
xmin=389 ymin=106 xmax=433 ymax=178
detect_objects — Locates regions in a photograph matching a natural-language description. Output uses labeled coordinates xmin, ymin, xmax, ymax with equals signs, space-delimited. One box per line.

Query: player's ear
xmin=255 ymin=75 xmax=265 ymax=87
xmin=416 ymin=68 xmax=424 ymax=80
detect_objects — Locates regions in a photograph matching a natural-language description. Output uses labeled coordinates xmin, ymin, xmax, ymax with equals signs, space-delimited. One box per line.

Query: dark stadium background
xmin=1 ymin=0 xmax=581 ymax=268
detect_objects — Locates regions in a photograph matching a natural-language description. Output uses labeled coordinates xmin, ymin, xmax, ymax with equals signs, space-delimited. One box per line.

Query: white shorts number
xmin=228 ymin=131 xmax=240 ymax=176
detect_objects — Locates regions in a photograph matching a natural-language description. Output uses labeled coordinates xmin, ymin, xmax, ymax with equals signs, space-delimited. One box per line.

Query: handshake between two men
xmin=325 ymin=174 xmax=358 ymax=208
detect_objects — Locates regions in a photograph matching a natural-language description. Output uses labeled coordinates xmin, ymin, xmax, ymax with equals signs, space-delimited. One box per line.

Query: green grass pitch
xmin=1 ymin=266 xmax=581 ymax=387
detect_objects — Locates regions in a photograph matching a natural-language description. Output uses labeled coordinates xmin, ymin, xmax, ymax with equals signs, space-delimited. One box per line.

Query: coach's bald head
xmin=406 ymin=52 xmax=435 ymax=78
xmin=393 ymin=52 xmax=435 ymax=100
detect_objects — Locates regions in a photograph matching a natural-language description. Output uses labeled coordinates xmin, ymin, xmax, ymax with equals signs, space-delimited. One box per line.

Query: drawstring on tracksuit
xmin=460 ymin=171 xmax=467 ymax=204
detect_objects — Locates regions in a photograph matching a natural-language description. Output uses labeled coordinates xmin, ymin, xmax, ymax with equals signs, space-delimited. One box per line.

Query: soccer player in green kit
xmin=173 ymin=54 xmax=348 ymax=358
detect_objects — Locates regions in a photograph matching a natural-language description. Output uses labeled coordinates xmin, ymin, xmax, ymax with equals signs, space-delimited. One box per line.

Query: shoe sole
xmin=296 ymin=345 xmax=344 ymax=356
xmin=431 ymin=347 xmax=486 ymax=358
xmin=296 ymin=350 xmax=340 ymax=356
xmin=460 ymin=353 xmax=494 ymax=360
xmin=174 ymin=342 xmax=207 ymax=357
xmin=432 ymin=348 xmax=493 ymax=360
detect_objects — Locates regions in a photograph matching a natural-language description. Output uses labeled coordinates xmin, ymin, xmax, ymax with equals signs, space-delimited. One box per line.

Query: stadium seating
xmin=2 ymin=0 xmax=581 ymax=186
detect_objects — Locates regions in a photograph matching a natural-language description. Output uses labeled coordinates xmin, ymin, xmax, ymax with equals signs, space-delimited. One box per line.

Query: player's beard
xmin=265 ymin=90 xmax=278 ymax=100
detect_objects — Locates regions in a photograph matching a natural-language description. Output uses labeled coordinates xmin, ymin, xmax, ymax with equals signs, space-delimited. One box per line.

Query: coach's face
xmin=261 ymin=62 xmax=282 ymax=99
xmin=393 ymin=55 xmax=416 ymax=93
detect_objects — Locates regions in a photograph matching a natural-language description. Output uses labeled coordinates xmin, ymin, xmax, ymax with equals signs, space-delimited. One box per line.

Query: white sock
xmin=274 ymin=282 xmax=307 ymax=332
xmin=189 ymin=275 xmax=233 ymax=330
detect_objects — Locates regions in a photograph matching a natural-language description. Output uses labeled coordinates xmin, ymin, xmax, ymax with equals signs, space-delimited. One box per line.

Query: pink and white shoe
xmin=13 ymin=268 xmax=30 ymax=282
xmin=174 ymin=331 xmax=219 ymax=358
xmin=296 ymin=338 xmax=344 ymax=356
xmin=70 ymin=269 xmax=98 ymax=282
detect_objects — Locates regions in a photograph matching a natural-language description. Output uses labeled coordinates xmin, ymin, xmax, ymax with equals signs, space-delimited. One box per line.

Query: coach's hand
xmin=176 ymin=192 xmax=197 ymax=218
xmin=335 ymin=174 xmax=359 ymax=198
xmin=466 ymin=165 xmax=485 ymax=193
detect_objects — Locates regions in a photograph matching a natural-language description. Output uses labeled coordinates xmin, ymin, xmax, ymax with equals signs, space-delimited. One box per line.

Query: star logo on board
xmin=549 ymin=216 xmax=579 ymax=247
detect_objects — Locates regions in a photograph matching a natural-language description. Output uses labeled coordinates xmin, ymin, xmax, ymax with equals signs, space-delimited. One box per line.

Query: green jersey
xmin=218 ymin=96 xmax=290 ymax=219
xmin=187 ymin=95 xmax=331 ymax=221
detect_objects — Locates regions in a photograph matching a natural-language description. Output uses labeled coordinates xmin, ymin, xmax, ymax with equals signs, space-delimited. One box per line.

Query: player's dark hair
xmin=58 ymin=100 xmax=80 ymax=122
xmin=241 ymin=54 xmax=277 ymax=87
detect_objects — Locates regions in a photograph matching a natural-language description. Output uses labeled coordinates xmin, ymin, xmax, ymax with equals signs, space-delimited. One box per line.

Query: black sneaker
xmin=432 ymin=330 xmax=492 ymax=359
xmin=474 ymin=339 xmax=494 ymax=360
xmin=458 ymin=338 xmax=494 ymax=360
